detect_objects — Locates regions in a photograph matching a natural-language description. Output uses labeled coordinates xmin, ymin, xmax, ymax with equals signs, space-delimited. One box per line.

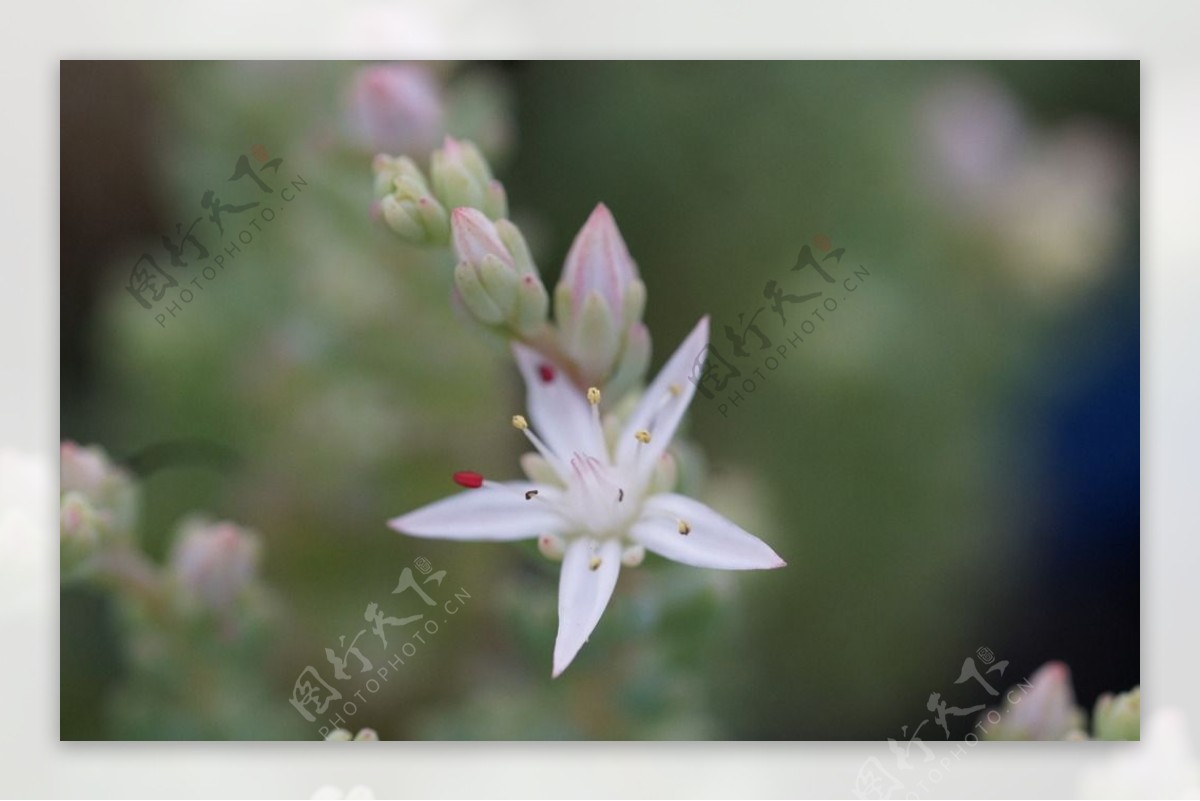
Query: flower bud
xmin=537 ymin=533 xmax=566 ymax=561
xmin=649 ymin=450 xmax=678 ymax=494
xmin=168 ymin=519 xmax=261 ymax=616
xmin=1093 ymin=686 xmax=1140 ymax=741
xmin=983 ymin=661 xmax=1087 ymax=740
xmin=602 ymin=321 xmax=652 ymax=405
xmin=621 ymin=544 xmax=646 ymax=567
xmin=554 ymin=205 xmax=647 ymax=386
xmin=372 ymin=155 xmax=449 ymax=246
xmin=520 ymin=452 xmax=561 ymax=486
xmin=60 ymin=441 xmax=138 ymax=541
xmin=451 ymin=209 xmax=548 ymax=331
xmin=60 ymin=491 xmax=101 ymax=575
xmin=430 ymin=136 xmax=507 ymax=220
xmin=344 ymin=63 xmax=444 ymax=156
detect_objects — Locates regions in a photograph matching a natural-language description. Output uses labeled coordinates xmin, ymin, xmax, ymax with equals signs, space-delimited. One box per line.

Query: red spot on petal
xmin=537 ymin=364 xmax=556 ymax=383
xmin=452 ymin=471 xmax=484 ymax=489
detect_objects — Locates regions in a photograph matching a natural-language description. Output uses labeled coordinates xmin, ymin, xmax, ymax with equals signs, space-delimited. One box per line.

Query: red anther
xmin=537 ymin=364 xmax=556 ymax=383
xmin=452 ymin=471 xmax=484 ymax=489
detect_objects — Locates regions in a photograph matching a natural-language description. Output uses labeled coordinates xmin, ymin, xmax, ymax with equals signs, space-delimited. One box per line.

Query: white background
xmin=2 ymin=0 xmax=1196 ymax=797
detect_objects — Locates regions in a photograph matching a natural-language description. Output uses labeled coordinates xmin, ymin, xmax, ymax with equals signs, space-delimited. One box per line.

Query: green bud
xmin=374 ymin=157 xmax=450 ymax=246
xmin=430 ymin=137 xmax=507 ymax=219
xmin=495 ymin=219 xmax=537 ymax=275
xmin=1092 ymin=687 xmax=1140 ymax=740
xmin=513 ymin=273 xmax=550 ymax=336
xmin=603 ymin=321 xmax=652 ymax=405
xmin=477 ymin=254 xmax=520 ymax=318
xmin=454 ymin=261 xmax=505 ymax=325
xmin=567 ymin=290 xmax=621 ymax=386
xmin=621 ymin=279 xmax=646 ymax=328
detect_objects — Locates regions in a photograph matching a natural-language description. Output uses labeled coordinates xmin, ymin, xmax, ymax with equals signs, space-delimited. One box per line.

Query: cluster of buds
xmin=373 ymin=137 xmax=506 ymax=248
xmin=168 ymin=518 xmax=263 ymax=621
xmin=983 ymin=661 xmax=1141 ymax=741
xmin=59 ymin=441 xmax=269 ymax=636
xmin=449 ymin=208 xmax=547 ymax=336
xmin=372 ymin=133 xmax=653 ymax=400
xmin=59 ymin=441 xmax=139 ymax=574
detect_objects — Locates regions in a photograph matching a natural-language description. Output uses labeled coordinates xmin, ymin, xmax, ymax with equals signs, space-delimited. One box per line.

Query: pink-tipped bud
xmin=554 ymin=205 xmax=649 ymax=389
xmin=344 ymin=63 xmax=444 ymax=156
xmin=451 ymin=208 xmax=512 ymax=269
xmin=169 ymin=520 xmax=261 ymax=614
xmin=559 ymin=204 xmax=640 ymax=322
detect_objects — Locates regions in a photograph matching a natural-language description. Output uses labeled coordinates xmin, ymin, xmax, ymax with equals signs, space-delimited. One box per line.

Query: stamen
xmin=588 ymin=555 xmax=603 ymax=571
xmin=587 ymin=387 xmax=601 ymax=405
xmin=524 ymin=489 xmax=538 ymax=500
xmin=669 ymin=383 xmax=682 ymax=396
xmin=516 ymin=419 xmax=567 ymax=479
xmin=453 ymin=471 xmax=484 ymax=489
xmin=677 ymin=519 xmax=691 ymax=535
xmin=634 ymin=429 xmax=652 ymax=444
xmin=617 ymin=488 xmax=624 ymax=502
xmin=537 ymin=363 xmax=556 ymax=383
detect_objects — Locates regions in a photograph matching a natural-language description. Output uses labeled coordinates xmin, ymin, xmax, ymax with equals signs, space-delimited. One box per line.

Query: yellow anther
xmin=512 ymin=414 xmax=529 ymax=430
xmin=587 ymin=387 xmax=601 ymax=406
xmin=669 ymin=383 xmax=682 ymax=396
xmin=677 ymin=519 xmax=691 ymax=535
xmin=634 ymin=429 xmax=652 ymax=444
xmin=589 ymin=556 xmax=603 ymax=571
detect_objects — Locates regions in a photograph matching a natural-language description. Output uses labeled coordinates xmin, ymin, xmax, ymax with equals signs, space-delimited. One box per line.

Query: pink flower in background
xmin=169 ymin=519 xmax=261 ymax=615
xmin=345 ymin=63 xmax=444 ymax=156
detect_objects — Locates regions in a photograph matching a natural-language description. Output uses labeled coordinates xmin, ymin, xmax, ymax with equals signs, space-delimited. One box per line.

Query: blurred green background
xmin=60 ymin=60 xmax=1139 ymax=740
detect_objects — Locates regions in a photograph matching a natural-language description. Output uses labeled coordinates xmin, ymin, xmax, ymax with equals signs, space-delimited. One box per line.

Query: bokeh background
xmin=59 ymin=60 xmax=1139 ymax=741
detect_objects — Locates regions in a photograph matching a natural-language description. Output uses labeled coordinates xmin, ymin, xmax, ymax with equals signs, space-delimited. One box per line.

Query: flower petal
xmin=631 ymin=493 xmax=786 ymax=570
xmin=617 ymin=316 xmax=709 ymax=467
xmin=389 ymin=482 xmax=565 ymax=541
xmin=553 ymin=537 xmax=621 ymax=677
xmin=512 ymin=343 xmax=607 ymax=462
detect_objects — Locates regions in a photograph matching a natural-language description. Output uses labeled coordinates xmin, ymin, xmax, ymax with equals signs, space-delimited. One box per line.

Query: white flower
xmin=388 ymin=317 xmax=785 ymax=676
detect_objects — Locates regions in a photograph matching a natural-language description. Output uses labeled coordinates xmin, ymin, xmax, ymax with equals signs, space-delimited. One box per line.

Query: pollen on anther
xmin=589 ymin=556 xmax=603 ymax=571
xmin=537 ymin=364 xmax=556 ymax=383
xmin=525 ymin=489 xmax=538 ymax=500
xmin=677 ymin=519 xmax=691 ymax=535
xmin=587 ymin=387 xmax=601 ymax=406
xmin=453 ymin=471 xmax=484 ymax=489
xmin=512 ymin=414 xmax=529 ymax=430
xmin=669 ymin=383 xmax=682 ymax=396
xmin=634 ymin=429 xmax=652 ymax=444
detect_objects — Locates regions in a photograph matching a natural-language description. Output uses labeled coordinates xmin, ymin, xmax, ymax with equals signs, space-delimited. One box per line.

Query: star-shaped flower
xmin=388 ymin=317 xmax=786 ymax=676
